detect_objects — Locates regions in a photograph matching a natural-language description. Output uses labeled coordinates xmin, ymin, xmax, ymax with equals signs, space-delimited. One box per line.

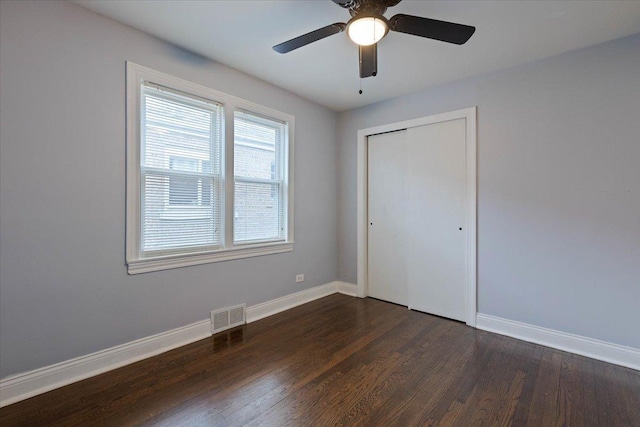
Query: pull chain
xmin=359 ymin=78 xmax=363 ymax=95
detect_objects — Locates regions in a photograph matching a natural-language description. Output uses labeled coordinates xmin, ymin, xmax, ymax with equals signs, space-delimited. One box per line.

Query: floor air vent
xmin=211 ymin=304 xmax=246 ymax=334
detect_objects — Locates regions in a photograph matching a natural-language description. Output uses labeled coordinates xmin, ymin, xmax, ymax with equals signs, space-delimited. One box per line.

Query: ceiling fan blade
xmin=273 ymin=23 xmax=346 ymax=53
xmin=389 ymin=14 xmax=475 ymax=45
xmin=359 ymin=44 xmax=378 ymax=78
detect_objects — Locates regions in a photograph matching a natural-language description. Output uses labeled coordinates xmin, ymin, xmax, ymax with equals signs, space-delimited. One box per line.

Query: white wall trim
xmin=356 ymin=107 xmax=478 ymax=326
xmin=245 ymin=281 xmax=356 ymax=323
xmin=127 ymin=242 xmax=294 ymax=275
xmin=335 ymin=281 xmax=359 ymax=297
xmin=0 ymin=281 xmax=358 ymax=407
xmin=476 ymin=313 xmax=640 ymax=371
xmin=0 ymin=319 xmax=211 ymax=408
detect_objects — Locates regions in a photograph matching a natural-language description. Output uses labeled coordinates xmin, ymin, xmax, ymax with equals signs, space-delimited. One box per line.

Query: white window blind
xmin=234 ymin=110 xmax=287 ymax=243
xmin=140 ymin=84 xmax=222 ymax=254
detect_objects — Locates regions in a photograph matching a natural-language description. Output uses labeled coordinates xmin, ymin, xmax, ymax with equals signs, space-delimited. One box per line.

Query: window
xmin=126 ymin=63 xmax=294 ymax=274
xmin=234 ymin=111 xmax=286 ymax=243
xmin=141 ymin=86 xmax=222 ymax=253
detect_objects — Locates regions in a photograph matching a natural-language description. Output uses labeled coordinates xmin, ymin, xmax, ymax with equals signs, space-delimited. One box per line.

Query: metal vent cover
xmin=211 ymin=303 xmax=246 ymax=334
xmin=229 ymin=306 xmax=245 ymax=325
xmin=213 ymin=311 xmax=229 ymax=331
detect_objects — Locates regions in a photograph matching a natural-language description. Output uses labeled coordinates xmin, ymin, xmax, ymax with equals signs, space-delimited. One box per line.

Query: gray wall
xmin=0 ymin=0 xmax=338 ymax=378
xmin=338 ymin=34 xmax=640 ymax=349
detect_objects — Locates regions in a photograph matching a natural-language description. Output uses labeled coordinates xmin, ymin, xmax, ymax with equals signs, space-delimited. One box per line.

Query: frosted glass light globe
xmin=348 ymin=17 xmax=388 ymax=46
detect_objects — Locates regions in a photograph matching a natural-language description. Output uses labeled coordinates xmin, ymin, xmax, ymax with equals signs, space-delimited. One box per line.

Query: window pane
xmin=234 ymin=110 xmax=287 ymax=244
xmin=169 ymin=175 xmax=198 ymax=205
xmin=141 ymin=85 xmax=222 ymax=253
xmin=142 ymin=173 xmax=220 ymax=250
xmin=143 ymin=95 xmax=217 ymax=173
xmin=234 ymin=143 xmax=276 ymax=180
xmin=234 ymin=181 xmax=282 ymax=242
xmin=169 ymin=157 xmax=198 ymax=172
xmin=235 ymin=111 xmax=284 ymax=180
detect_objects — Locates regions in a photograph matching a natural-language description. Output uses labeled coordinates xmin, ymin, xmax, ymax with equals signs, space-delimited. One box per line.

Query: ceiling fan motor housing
xmin=335 ymin=0 xmax=402 ymax=16
xmin=352 ymin=2 xmax=387 ymax=17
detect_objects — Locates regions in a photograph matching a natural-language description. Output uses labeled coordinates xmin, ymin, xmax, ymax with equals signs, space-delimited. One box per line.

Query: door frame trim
xmin=356 ymin=107 xmax=477 ymax=327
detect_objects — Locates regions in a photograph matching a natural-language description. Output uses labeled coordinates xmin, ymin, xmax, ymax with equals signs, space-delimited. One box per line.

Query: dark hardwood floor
xmin=1 ymin=294 xmax=639 ymax=426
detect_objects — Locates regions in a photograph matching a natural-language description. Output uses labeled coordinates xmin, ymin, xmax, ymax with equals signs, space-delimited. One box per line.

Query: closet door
xmin=367 ymin=130 xmax=408 ymax=306
xmin=367 ymin=119 xmax=467 ymax=321
xmin=406 ymin=119 xmax=467 ymax=321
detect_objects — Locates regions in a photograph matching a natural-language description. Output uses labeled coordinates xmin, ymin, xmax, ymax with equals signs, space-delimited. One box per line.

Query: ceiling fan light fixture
xmin=347 ymin=16 xmax=388 ymax=46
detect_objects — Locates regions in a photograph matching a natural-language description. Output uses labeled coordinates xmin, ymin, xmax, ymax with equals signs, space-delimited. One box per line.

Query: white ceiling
xmin=74 ymin=0 xmax=640 ymax=112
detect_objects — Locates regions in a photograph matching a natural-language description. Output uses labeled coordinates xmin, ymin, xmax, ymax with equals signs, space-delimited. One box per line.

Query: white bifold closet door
xmin=367 ymin=119 xmax=467 ymax=321
xmin=367 ymin=130 xmax=409 ymax=306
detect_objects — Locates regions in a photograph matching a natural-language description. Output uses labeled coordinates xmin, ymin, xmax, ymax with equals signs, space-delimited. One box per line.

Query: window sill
xmin=127 ymin=241 xmax=293 ymax=275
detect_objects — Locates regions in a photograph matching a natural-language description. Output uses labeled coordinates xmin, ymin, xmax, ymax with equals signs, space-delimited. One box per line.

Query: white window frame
xmin=126 ymin=62 xmax=294 ymax=274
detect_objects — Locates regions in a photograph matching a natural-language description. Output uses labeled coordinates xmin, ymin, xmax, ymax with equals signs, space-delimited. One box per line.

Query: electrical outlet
xmin=295 ymin=274 xmax=304 ymax=283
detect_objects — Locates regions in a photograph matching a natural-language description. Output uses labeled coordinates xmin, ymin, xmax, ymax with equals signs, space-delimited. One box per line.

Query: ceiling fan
xmin=273 ymin=0 xmax=476 ymax=79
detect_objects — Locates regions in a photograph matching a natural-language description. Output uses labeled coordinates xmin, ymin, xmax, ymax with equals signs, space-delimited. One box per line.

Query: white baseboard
xmin=246 ymin=281 xmax=347 ymax=323
xmin=476 ymin=313 xmax=640 ymax=371
xmin=335 ymin=281 xmax=359 ymax=297
xmin=0 ymin=319 xmax=211 ymax=408
xmin=0 ymin=281 xmax=358 ymax=407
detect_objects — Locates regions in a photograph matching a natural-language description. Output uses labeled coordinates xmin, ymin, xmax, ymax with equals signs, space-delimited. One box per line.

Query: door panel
xmin=406 ymin=119 xmax=466 ymax=321
xmin=367 ymin=130 xmax=408 ymax=306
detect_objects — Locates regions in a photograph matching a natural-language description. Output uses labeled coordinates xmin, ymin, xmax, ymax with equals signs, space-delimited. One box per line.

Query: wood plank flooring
xmin=1 ymin=294 xmax=639 ymax=426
